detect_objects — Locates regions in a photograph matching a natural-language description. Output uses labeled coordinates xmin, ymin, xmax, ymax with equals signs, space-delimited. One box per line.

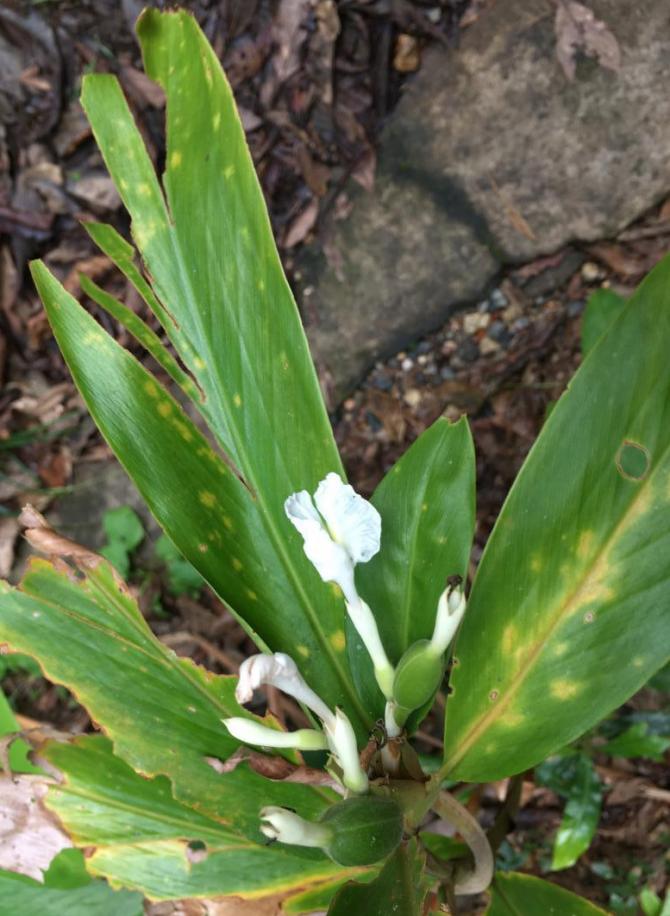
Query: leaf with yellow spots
xmin=353 ymin=417 xmax=475 ymax=719
xmin=30 ymin=263 xmax=369 ymax=737
xmin=40 ymin=736 xmax=349 ymax=900
xmin=28 ymin=6 xmax=373 ymax=736
xmin=443 ymin=254 xmax=670 ymax=782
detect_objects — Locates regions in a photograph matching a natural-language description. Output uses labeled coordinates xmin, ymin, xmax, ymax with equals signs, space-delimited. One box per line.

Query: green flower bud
xmin=392 ymin=639 xmax=443 ymax=716
xmin=318 ymin=796 xmax=404 ymax=866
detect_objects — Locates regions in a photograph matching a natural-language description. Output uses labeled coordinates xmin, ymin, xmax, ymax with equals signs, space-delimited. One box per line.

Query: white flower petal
xmin=314 ymin=473 xmax=381 ymax=564
xmin=235 ymin=652 xmax=333 ymax=725
xmin=235 ymin=652 xmax=299 ymax=704
xmin=285 ymin=484 xmax=358 ymax=602
xmin=223 ymin=717 xmax=328 ymax=751
xmin=260 ymin=807 xmax=331 ymax=848
xmin=324 ymin=707 xmax=368 ymax=794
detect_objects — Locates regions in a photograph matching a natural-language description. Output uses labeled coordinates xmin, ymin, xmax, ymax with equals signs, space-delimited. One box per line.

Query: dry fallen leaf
xmin=283 ymin=197 xmax=319 ymax=248
xmin=393 ymin=34 xmax=421 ymax=73
xmin=554 ymin=0 xmax=621 ymax=81
xmin=0 ymin=774 xmax=71 ymax=880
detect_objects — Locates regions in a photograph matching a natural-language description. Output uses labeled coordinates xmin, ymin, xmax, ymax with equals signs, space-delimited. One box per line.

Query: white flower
xmin=260 ymin=806 xmax=331 ymax=848
xmin=324 ymin=708 xmax=369 ymax=794
xmin=285 ymin=474 xmax=393 ymax=698
xmin=429 ymin=582 xmax=467 ymax=655
xmin=234 ymin=652 xmax=369 ymax=794
xmin=284 ymin=473 xmax=381 ymax=605
xmin=235 ymin=652 xmax=331 ymax=723
xmin=223 ymin=717 xmax=328 ymax=751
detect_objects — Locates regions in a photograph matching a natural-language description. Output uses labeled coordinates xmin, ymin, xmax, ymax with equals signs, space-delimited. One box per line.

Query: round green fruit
xmin=319 ymin=796 xmax=404 ymax=866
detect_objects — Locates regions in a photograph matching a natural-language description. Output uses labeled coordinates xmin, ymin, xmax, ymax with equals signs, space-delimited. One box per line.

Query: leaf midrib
xmin=441 ymin=447 xmax=669 ymax=778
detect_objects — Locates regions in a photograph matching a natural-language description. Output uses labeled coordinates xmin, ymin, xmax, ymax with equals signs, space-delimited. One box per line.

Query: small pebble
xmin=502 ymin=303 xmax=522 ymax=322
xmin=370 ymin=372 xmax=392 ymax=391
xmin=463 ymin=312 xmax=490 ymax=334
xmin=490 ymin=288 xmax=508 ymax=309
xmin=343 ymin=398 xmax=356 ymax=411
xmin=488 ymin=319 xmax=511 ymax=344
xmin=417 ymin=340 xmax=432 ymax=354
xmin=458 ymin=338 xmax=480 ymax=363
xmin=512 ymin=316 xmax=530 ymax=332
xmin=567 ymin=299 xmax=585 ymax=317
xmin=401 ymin=357 xmax=414 ymax=371
xmin=479 ymin=337 xmax=500 ymax=355
xmin=581 ymin=261 xmax=601 ymax=282
xmin=440 ymin=365 xmax=455 ymax=380
xmin=417 ymin=354 xmax=428 ymax=366
xmin=404 ymin=388 xmax=422 ymax=408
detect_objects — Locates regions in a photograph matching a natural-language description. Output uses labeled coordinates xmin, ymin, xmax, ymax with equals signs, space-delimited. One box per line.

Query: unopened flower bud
xmin=259 ymin=797 xmax=404 ymax=867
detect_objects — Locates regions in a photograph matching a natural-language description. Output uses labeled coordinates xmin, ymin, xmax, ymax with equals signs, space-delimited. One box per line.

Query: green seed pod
xmin=318 ymin=796 xmax=403 ymax=866
xmin=392 ymin=639 xmax=443 ymax=714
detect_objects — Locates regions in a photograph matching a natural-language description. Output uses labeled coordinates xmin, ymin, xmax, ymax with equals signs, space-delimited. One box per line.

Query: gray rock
xmin=302 ymin=0 xmax=670 ymax=399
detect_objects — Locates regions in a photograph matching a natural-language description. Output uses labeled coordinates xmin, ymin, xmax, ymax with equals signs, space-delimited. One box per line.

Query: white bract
xmin=285 ymin=473 xmax=394 ymax=698
xmin=429 ymin=583 xmax=466 ymax=656
xmin=225 ymin=651 xmax=368 ymax=794
xmin=260 ymin=806 xmax=330 ymax=849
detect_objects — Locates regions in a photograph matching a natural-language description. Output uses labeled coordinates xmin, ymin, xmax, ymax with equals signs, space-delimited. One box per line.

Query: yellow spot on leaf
xmin=329 ymin=630 xmax=346 ymax=652
xmin=172 ymin=420 xmax=193 ymax=442
xmin=577 ymin=530 xmax=596 ymax=559
xmin=213 ymin=112 xmax=221 ymax=131
xmin=224 ymin=164 xmax=235 ymax=180
xmin=138 ymin=183 xmax=152 ymax=197
xmin=502 ymin=624 xmax=517 ymax=656
xmin=296 ymin=645 xmax=310 ymax=658
xmin=550 ymin=679 xmax=580 ymax=700
xmin=223 ymin=516 xmax=234 ymax=531
xmin=83 ymin=330 xmax=104 ymax=345
xmin=197 ymin=543 xmax=208 ymax=553
xmin=421 ymin=502 xmax=428 ymax=512
xmin=632 ymin=656 xmax=645 ymax=668
xmin=246 ymin=588 xmax=258 ymax=601
xmin=171 ymin=150 xmax=183 ymax=168
xmin=144 ymin=380 xmax=159 ymax=398
xmin=329 ymin=582 xmax=342 ymax=600
xmin=530 ymin=553 xmax=543 ymax=572
xmin=257 ymin=278 xmax=266 ymax=292
xmin=233 ymin=393 xmax=242 ymax=408
xmin=158 ymin=401 xmax=172 ymax=418
xmin=119 ymin=178 xmax=128 ymax=190
xmin=503 ymin=711 xmax=525 ymax=728
xmin=199 ymin=491 xmax=217 ymax=508
xmin=553 ymin=641 xmax=568 ymax=657
xmin=193 ymin=357 xmax=206 ymax=371
xmin=232 ymin=557 xmax=243 ymax=571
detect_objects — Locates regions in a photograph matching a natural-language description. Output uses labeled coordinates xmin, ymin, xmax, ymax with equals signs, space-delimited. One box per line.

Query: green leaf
xmin=0 ymin=686 xmax=41 ymax=775
xmin=649 ymin=661 xmax=670 ymax=692
xmin=442 ymin=254 xmax=670 ymax=781
xmin=30 ymin=263 xmax=369 ymax=734
xmin=359 ymin=417 xmax=475 ymax=662
xmin=352 ymin=417 xmax=475 ymax=714
xmin=327 ymin=839 xmax=429 ymax=916
xmin=640 ymin=887 xmax=663 ymax=916
xmin=31 ymin=7 xmax=372 ymax=732
xmin=79 ymin=273 xmax=201 ymax=404
xmin=601 ymin=722 xmax=670 ymax=762
xmin=102 ymin=506 xmax=144 ymax=550
xmin=154 ymin=534 xmax=204 ymax=595
xmin=0 ymin=862 xmax=143 ymax=916
xmin=581 ymin=288 xmax=627 ymax=355
xmin=0 ymin=555 xmax=337 ymax=838
xmin=42 ymin=735 xmax=348 ymax=901
xmin=283 ymin=873 xmax=377 ymax=914
xmin=99 ymin=506 xmax=144 ymax=578
xmin=535 ymin=753 xmax=602 ymax=870
xmin=486 ymin=872 xmax=608 ymax=914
